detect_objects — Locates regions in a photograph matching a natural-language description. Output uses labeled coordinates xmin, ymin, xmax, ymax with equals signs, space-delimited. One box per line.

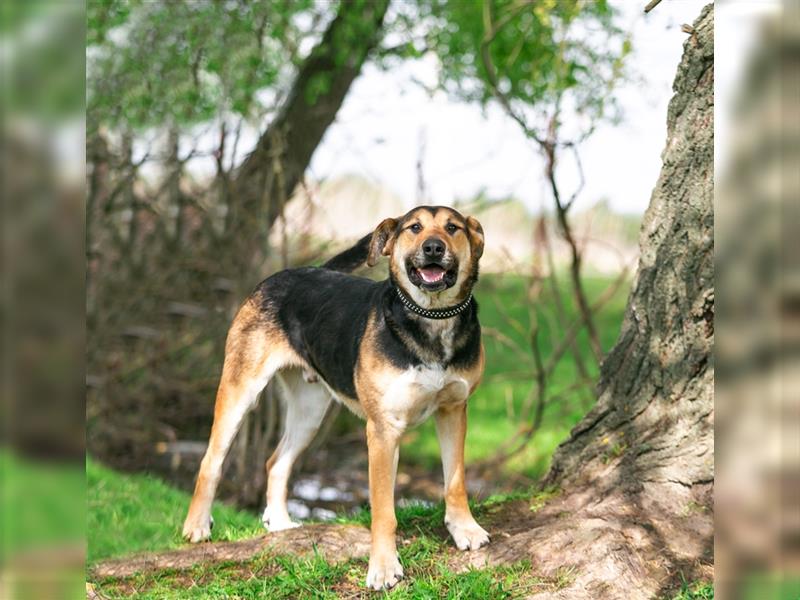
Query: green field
xmin=88 ymin=469 xmax=561 ymax=599
xmin=1 ymin=450 xmax=85 ymax=600
xmin=88 ymin=464 xmax=712 ymax=599
xmin=87 ymin=458 xmax=264 ymax=563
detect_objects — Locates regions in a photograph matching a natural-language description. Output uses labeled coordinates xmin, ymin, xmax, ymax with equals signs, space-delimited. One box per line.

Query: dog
xmin=182 ymin=205 xmax=489 ymax=590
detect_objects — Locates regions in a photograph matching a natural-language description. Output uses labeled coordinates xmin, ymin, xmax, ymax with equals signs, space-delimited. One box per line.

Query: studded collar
xmin=395 ymin=286 xmax=473 ymax=320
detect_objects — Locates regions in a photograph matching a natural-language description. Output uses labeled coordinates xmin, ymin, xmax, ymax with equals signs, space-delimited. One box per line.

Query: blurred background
xmin=0 ymin=0 xmax=797 ymax=598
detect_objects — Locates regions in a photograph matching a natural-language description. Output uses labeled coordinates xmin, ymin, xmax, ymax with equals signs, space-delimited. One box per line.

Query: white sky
xmin=309 ymin=0 xmax=706 ymax=215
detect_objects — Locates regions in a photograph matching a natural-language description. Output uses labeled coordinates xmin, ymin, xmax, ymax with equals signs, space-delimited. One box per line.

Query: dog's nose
xmin=422 ymin=237 xmax=445 ymax=259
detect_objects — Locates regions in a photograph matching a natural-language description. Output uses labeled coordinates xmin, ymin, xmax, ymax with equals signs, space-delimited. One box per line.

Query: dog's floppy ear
xmin=367 ymin=218 xmax=398 ymax=267
xmin=466 ymin=216 xmax=484 ymax=259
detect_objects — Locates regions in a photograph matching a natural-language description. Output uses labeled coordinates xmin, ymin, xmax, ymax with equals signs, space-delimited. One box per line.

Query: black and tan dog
xmin=182 ymin=205 xmax=489 ymax=590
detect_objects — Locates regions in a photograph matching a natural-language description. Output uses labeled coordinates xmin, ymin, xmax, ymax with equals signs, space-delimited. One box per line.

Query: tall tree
xmin=230 ymin=0 xmax=390 ymax=271
xmin=456 ymin=6 xmax=714 ymax=598
xmin=87 ymin=0 xmax=390 ymax=271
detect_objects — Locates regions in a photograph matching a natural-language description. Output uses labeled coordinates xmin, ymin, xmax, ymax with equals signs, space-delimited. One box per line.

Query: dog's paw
xmin=182 ymin=515 xmax=213 ymax=543
xmin=446 ymin=518 xmax=490 ymax=551
xmin=262 ymin=507 xmax=301 ymax=533
xmin=366 ymin=553 xmax=404 ymax=591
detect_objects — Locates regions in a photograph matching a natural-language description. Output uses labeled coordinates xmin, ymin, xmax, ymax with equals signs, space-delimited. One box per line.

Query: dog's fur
xmin=183 ymin=206 xmax=488 ymax=590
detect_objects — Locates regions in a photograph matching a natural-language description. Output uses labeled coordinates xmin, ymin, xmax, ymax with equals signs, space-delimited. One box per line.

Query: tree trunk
xmin=456 ymin=6 xmax=715 ymax=598
xmin=229 ymin=0 xmax=390 ymax=273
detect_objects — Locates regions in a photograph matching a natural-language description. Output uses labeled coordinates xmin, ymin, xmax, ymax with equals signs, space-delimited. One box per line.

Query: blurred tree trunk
xmin=461 ymin=6 xmax=714 ymax=598
xmin=229 ymin=0 xmax=390 ymax=275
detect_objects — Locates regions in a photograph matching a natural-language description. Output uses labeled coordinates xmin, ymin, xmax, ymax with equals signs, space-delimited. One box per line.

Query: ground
xmin=86 ymin=437 xmax=712 ymax=597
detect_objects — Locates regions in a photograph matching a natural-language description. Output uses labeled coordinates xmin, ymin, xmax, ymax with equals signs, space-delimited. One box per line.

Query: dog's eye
xmin=445 ymin=224 xmax=458 ymax=234
xmin=409 ymin=223 xmax=422 ymax=234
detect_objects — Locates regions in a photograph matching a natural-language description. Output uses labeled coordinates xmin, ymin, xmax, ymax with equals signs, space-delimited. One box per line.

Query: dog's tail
xmin=321 ymin=233 xmax=372 ymax=273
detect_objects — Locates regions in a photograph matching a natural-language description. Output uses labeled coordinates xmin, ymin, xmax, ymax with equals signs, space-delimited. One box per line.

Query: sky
xmin=308 ymin=0 xmax=706 ymax=215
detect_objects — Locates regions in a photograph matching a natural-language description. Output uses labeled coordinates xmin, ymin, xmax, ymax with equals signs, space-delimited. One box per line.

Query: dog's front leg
xmin=365 ymin=418 xmax=404 ymax=590
xmin=435 ymin=403 xmax=490 ymax=550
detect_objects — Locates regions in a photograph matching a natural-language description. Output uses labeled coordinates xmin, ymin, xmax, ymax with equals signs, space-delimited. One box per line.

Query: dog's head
xmin=367 ymin=206 xmax=484 ymax=307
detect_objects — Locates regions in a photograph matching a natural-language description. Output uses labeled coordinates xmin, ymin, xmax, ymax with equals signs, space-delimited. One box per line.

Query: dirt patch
xmin=89 ymin=523 xmax=371 ymax=580
xmin=448 ymin=481 xmax=713 ymax=600
xmin=89 ymin=479 xmax=712 ymax=600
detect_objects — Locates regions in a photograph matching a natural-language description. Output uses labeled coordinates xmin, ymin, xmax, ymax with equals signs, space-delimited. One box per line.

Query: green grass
xmin=670 ymin=579 xmax=714 ymax=599
xmin=89 ymin=459 xmax=557 ymax=598
xmin=1 ymin=448 xmax=85 ymax=599
xmin=739 ymin=574 xmax=799 ymax=600
xmin=1 ymin=448 xmax=85 ymax=556
xmin=400 ymin=273 xmax=629 ymax=480
xmin=87 ymin=456 xmax=518 ymax=564
xmin=92 ymin=495 xmax=558 ymax=599
xmin=93 ymin=548 xmax=551 ymax=599
xmin=87 ymin=457 xmax=262 ymax=563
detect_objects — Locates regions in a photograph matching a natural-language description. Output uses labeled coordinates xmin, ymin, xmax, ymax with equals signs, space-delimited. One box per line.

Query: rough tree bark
xmin=229 ymin=0 xmax=390 ymax=270
xmin=455 ymin=6 xmax=715 ymax=598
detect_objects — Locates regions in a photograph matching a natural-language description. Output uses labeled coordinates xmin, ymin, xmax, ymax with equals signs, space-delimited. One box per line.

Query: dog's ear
xmin=466 ymin=216 xmax=484 ymax=259
xmin=367 ymin=218 xmax=399 ymax=267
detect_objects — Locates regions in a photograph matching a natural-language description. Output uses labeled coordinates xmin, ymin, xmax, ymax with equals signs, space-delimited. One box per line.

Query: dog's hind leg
xmin=262 ymin=368 xmax=331 ymax=532
xmin=183 ymin=302 xmax=294 ymax=543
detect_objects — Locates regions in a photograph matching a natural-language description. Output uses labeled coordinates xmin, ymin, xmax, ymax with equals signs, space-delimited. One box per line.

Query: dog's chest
xmin=382 ymin=363 xmax=469 ymax=430
xmin=403 ymin=315 xmax=461 ymax=365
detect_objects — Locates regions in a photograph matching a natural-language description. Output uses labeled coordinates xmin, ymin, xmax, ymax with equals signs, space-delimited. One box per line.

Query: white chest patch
xmin=383 ymin=364 xmax=469 ymax=431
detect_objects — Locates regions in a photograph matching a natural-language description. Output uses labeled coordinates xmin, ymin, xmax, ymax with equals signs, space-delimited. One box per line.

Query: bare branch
xmin=480 ymin=1 xmax=545 ymax=145
xmin=543 ymin=266 xmax=630 ymax=375
xmin=482 ymin=326 xmax=531 ymax=359
xmin=547 ymin=152 xmax=604 ymax=360
xmin=565 ymin=144 xmax=586 ymax=212
xmin=644 ymin=0 xmax=664 ymax=14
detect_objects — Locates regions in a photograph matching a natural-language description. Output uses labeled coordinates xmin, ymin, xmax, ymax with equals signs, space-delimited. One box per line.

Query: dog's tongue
xmin=419 ymin=266 xmax=445 ymax=283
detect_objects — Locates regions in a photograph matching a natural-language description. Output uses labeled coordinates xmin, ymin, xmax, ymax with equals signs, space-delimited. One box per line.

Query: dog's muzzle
xmin=406 ymin=248 xmax=458 ymax=292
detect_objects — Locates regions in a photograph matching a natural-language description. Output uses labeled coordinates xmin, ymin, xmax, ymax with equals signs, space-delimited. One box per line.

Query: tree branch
xmin=644 ymin=0 xmax=664 ymax=14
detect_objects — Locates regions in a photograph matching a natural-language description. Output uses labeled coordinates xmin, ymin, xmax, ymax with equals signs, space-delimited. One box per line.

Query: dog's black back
xmin=253 ymin=266 xmax=480 ymax=400
xmin=255 ymin=268 xmax=381 ymax=397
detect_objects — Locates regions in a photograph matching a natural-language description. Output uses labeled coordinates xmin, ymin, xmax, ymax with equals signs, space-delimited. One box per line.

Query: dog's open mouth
xmin=417 ymin=265 xmax=446 ymax=284
xmin=408 ymin=262 xmax=457 ymax=291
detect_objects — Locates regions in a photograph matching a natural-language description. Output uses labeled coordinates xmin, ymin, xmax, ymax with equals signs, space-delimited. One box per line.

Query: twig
xmin=540 ymin=215 xmax=596 ymax=393
xmin=474 ymin=264 xmax=629 ymax=471
xmin=474 ymin=328 xmax=547 ymax=471
xmin=490 ymin=294 xmax=530 ymax=341
xmin=565 ymin=144 xmax=586 ymax=212
xmin=481 ymin=6 xmax=603 ymax=362
xmin=543 ymin=265 xmax=629 ymax=375
xmin=482 ymin=326 xmax=530 ymax=359
xmin=481 ymin=2 xmax=546 ymax=146
xmin=545 ymin=137 xmax=604 ymax=362
xmin=644 ymin=0 xmax=664 ymax=14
